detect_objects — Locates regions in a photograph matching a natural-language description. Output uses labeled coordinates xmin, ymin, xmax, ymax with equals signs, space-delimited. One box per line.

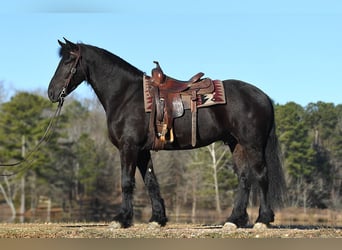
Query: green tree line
xmin=0 ymin=90 xmax=341 ymax=222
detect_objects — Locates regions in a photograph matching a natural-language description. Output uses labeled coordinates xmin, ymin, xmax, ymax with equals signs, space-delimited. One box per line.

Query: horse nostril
xmin=48 ymin=88 xmax=56 ymax=101
xmin=48 ymin=89 xmax=52 ymax=99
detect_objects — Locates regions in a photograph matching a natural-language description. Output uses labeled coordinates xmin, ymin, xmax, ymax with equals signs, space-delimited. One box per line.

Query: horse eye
xmin=64 ymin=56 xmax=75 ymax=65
xmin=63 ymin=58 xmax=71 ymax=65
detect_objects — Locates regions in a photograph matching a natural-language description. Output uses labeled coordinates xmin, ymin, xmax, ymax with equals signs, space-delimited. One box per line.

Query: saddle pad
xmin=143 ymin=76 xmax=226 ymax=113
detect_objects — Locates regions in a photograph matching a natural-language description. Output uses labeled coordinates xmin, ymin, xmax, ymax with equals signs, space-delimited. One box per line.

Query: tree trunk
xmin=0 ymin=178 xmax=16 ymax=221
xmin=20 ymin=176 xmax=25 ymax=222
xmin=191 ymin=176 xmax=197 ymax=223
xmin=207 ymin=143 xmax=222 ymax=216
xmin=30 ymin=171 xmax=37 ymax=221
xmin=47 ymin=198 xmax=51 ymax=222
xmin=19 ymin=135 xmax=26 ymax=222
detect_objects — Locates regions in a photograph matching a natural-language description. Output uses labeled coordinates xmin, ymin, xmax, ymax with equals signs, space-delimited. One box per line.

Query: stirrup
xmin=159 ymin=124 xmax=168 ymax=142
xmin=158 ymin=125 xmax=174 ymax=143
xmin=168 ymin=128 xmax=174 ymax=143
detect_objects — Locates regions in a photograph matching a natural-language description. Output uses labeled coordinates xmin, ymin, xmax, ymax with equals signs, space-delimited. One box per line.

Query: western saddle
xmin=145 ymin=61 xmax=214 ymax=150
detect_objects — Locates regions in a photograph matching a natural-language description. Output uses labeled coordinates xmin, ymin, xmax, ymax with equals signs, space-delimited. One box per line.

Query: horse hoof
xmin=148 ymin=221 xmax=161 ymax=230
xmin=222 ymin=222 xmax=237 ymax=231
xmin=108 ymin=221 xmax=122 ymax=230
xmin=253 ymin=223 xmax=268 ymax=230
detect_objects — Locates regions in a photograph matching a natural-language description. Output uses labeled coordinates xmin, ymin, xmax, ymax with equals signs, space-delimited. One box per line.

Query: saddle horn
xmin=151 ymin=61 xmax=165 ymax=84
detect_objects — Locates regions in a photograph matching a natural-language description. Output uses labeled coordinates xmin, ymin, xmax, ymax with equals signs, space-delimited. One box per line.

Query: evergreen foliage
xmin=0 ymin=91 xmax=341 ymax=222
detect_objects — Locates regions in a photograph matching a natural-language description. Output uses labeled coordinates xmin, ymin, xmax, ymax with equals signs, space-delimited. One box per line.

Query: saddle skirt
xmin=143 ymin=77 xmax=226 ymax=113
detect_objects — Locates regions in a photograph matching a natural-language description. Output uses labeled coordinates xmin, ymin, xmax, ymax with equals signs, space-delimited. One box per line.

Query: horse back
xmin=166 ymin=79 xmax=274 ymax=150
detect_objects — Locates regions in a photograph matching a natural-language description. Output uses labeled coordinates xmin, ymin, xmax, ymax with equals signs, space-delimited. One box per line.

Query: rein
xmin=0 ymin=98 xmax=65 ymax=176
xmin=0 ymin=46 xmax=82 ymax=176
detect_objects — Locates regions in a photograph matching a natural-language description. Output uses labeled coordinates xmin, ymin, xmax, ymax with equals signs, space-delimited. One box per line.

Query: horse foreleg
xmin=111 ymin=146 xmax=137 ymax=228
xmin=137 ymin=150 xmax=168 ymax=227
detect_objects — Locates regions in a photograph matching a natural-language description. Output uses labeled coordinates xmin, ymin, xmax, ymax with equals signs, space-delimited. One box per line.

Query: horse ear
xmin=63 ymin=37 xmax=78 ymax=51
xmin=63 ymin=37 xmax=72 ymax=44
xmin=58 ymin=39 xmax=66 ymax=48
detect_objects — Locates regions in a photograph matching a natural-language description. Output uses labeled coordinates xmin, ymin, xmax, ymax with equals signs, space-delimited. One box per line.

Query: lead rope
xmin=0 ymin=47 xmax=79 ymax=176
xmin=0 ymin=96 xmax=65 ymax=176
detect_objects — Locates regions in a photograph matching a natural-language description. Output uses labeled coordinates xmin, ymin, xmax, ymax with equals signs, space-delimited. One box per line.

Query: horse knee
xmin=122 ymin=177 xmax=135 ymax=194
xmin=245 ymin=149 xmax=267 ymax=179
xmin=239 ymin=173 xmax=251 ymax=190
xmin=254 ymin=165 xmax=267 ymax=183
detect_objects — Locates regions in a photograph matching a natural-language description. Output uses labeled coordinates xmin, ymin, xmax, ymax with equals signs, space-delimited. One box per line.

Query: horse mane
xmin=59 ymin=42 xmax=143 ymax=81
xmin=87 ymin=43 xmax=144 ymax=78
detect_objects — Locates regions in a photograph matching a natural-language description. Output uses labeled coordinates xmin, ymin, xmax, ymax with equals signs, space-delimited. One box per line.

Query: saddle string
xmin=0 ymin=97 xmax=65 ymax=176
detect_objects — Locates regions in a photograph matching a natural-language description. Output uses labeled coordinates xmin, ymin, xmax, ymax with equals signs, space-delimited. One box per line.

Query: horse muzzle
xmin=48 ymin=86 xmax=66 ymax=103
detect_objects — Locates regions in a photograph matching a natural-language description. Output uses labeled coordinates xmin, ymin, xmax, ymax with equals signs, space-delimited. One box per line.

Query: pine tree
xmin=275 ymin=102 xmax=315 ymax=208
xmin=0 ymin=92 xmax=56 ymax=221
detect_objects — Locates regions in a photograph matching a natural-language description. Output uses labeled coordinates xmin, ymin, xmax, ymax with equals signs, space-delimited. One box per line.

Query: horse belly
xmin=165 ymin=108 xmax=225 ymax=150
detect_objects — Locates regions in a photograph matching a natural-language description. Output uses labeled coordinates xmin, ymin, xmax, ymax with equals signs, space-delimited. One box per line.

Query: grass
xmin=0 ymin=222 xmax=341 ymax=238
xmin=0 ymin=207 xmax=341 ymax=238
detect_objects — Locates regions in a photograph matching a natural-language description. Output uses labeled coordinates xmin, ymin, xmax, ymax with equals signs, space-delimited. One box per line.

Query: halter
xmin=59 ymin=45 xmax=82 ymax=101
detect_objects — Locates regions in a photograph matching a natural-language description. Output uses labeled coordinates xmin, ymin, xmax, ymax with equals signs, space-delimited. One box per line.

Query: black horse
xmin=48 ymin=39 xmax=286 ymax=229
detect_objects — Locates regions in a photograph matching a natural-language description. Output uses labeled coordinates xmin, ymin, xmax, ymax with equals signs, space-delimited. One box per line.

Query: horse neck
xmin=82 ymin=46 xmax=143 ymax=111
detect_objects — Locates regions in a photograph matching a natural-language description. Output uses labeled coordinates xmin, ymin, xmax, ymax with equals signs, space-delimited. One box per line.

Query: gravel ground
xmin=0 ymin=223 xmax=341 ymax=238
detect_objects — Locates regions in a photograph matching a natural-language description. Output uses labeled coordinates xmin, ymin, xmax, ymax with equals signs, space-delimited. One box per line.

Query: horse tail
xmin=265 ymin=115 xmax=287 ymax=209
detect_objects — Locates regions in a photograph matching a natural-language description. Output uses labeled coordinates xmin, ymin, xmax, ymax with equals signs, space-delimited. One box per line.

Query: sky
xmin=0 ymin=0 xmax=341 ymax=106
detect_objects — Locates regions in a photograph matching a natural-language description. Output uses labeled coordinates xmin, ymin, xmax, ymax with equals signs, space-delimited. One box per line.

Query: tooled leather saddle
xmin=143 ymin=61 xmax=226 ymax=150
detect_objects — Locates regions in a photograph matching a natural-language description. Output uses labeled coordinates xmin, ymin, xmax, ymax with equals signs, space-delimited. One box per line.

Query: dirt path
xmin=0 ymin=223 xmax=341 ymax=238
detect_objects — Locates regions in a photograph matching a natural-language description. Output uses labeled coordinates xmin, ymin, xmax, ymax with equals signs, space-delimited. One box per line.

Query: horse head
xmin=48 ymin=38 xmax=86 ymax=103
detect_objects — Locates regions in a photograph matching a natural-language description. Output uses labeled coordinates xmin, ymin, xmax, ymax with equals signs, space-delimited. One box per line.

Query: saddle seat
xmin=146 ymin=61 xmax=214 ymax=150
xmin=149 ymin=61 xmax=208 ymax=91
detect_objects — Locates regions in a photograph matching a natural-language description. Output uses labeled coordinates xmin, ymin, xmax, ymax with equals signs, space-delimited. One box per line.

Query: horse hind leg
xmin=246 ymin=146 xmax=275 ymax=228
xmin=254 ymin=164 xmax=275 ymax=227
xmin=224 ymin=143 xmax=275 ymax=229
xmin=225 ymin=144 xmax=251 ymax=228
